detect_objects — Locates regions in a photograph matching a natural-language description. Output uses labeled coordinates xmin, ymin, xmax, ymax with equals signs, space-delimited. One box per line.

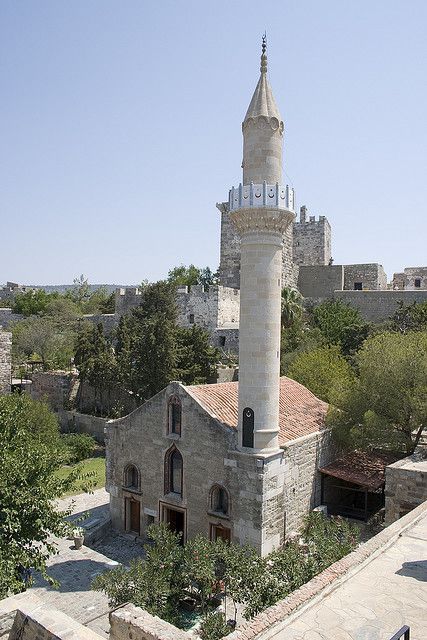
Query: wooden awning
xmin=319 ymin=451 xmax=399 ymax=491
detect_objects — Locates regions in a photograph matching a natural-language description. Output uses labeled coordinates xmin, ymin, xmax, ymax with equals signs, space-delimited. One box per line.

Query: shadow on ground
xmin=396 ymin=560 xmax=427 ymax=582
xmin=32 ymin=558 xmax=118 ymax=593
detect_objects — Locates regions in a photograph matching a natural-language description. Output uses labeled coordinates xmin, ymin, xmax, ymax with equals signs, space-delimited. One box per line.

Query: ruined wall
xmin=0 ymin=329 xmax=12 ymax=395
xmin=293 ymin=208 xmax=331 ymax=267
xmin=385 ymin=448 xmax=427 ymax=525
xmin=343 ymin=263 xmax=387 ymax=290
xmin=298 ymin=265 xmax=344 ymax=298
xmin=114 ymin=287 xmax=142 ymax=317
xmin=31 ymin=371 xmax=77 ymax=410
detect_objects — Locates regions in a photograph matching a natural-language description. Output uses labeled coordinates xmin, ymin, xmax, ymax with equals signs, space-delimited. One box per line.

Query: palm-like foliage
xmin=281 ymin=287 xmax=303 ymax=328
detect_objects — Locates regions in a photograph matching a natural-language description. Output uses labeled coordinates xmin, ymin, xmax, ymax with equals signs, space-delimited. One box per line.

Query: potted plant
xmin=73 ymin=527 xmax=85 ymax=549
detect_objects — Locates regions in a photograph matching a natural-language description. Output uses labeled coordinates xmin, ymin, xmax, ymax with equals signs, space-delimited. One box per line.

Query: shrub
xmin=61 ymin=433 xmax=95 ymax=463
xmin=200 ymin=611 xmax=230 ymax=640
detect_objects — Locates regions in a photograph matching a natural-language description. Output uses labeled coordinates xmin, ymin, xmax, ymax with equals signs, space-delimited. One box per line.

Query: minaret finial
xmin=261 ymin=32 xmax=267 ymax=74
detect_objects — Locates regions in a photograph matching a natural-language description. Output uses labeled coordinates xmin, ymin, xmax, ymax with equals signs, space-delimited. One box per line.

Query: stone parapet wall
xmin=110 ymin=604 xmax=191 ymax=640
xmin=385 ymin=447 xmax=427 ymax=525
xmin=0 ymin=329 xmax=12 ymax=395
xmin=0 ymin=593 xmax=103 ymax=640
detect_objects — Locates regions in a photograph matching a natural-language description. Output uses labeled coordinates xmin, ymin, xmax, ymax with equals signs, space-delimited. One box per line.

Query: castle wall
xmin=293 ymin=210 xmax=331 ymax=267
xmin=392 ymin=267 xmax=427 ymax=290
xmin=176 ymin=285 xmax=240 ymax=331
xmin=0 ymin=329 xmax=12 ymax=395
xmin=298 ymin=265 xmax=344 ymax=298
xmin=334 ymin=290 xmax=427 ymax=321
xmin=343 ymin=263 xmax=387 ymax=290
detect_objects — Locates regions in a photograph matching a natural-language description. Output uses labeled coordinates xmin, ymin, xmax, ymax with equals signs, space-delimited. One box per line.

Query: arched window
xmin=168 ymin=396 xmax=182 ymax=435
xmin=124 ymin=464 xmax=140 ymax=490
xmin=210 ymin=485 xmax=230 ymax=516
xmin=164 ymin=447 xmax=183 ymax=496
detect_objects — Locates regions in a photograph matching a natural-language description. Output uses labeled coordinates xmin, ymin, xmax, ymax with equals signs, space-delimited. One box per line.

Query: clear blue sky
xmin=1 ymin=0 xmax=426 ymax=285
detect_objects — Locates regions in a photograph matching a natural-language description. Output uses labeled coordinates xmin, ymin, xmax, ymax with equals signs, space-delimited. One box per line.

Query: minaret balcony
xmin=229 ymin=182 xmax=294 ymax=213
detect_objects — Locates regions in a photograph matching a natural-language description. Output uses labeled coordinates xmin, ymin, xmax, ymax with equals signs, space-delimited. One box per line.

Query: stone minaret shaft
xmin=229 ymin=39 xmax=295 ymax=453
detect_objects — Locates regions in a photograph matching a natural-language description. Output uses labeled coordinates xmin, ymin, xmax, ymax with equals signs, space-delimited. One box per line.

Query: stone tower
xmin=228 ymin=39 xmax=295 ymax=453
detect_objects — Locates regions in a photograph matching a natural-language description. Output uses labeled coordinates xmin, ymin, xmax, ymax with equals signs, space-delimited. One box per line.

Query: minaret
xmin=229 ymin=37 xmax=295 ymax=453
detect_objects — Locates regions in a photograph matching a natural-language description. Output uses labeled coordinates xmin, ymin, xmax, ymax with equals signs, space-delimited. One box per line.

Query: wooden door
xmin=130 ymin=499 xmax=140 ymax=534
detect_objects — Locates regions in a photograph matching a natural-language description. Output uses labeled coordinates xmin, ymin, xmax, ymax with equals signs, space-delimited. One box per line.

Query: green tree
xmin=167 ymin=265 xmax=218 ymax=288
xmin=312 ymin=299 xmax=370 ymax=355
xmin=116 ymin=281 xmax=178 ymax=401
xmin=167 ymin=264 xmax=202 ymax=287
xmin=93 ymin=523 xmax=185 ymax=625
xmin=389 ymin=300 xmax=427 ymax=334
xmin=329 ymin=331 xmax=427 ymax=454
xmin=280 ymin=322 xmax=325 ymax=375
xmin=287 ymin=345 xmax=354 ymax=403
xmin=281 ymin=288 xmax=303 ymax=329
xmin=175 ymin=326 xmax=219 ymax=385
xmin=74 ymin=323 xmax=117 ymax=415
xmin=0 ymin=395 xmax=77 ymax=596
xmin=12 ymin=316 xmax=75 ymax=370
xmin=12 ymin=289 xmax=59 ymax=317
xmin=67 ymin=274 xmax=91 ymax=307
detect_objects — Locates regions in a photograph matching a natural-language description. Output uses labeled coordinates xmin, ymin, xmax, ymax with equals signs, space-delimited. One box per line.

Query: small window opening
xmin=354 ymin=282 xmax=363 ymax=290
xmin=415 ymin=278 xmax=421 ymax=288
xmin=219 ymin=336 xmax=226 ymax=347
xmin=168 ymin=396 xmax=182 ymax=435
xmin=189 ymin=313 xmax=195 ymax=324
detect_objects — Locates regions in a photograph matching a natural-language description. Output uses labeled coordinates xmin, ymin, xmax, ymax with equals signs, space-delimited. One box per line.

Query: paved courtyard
xmin=29 ymin=489 xmax=145 ymax=638
xmin=264 ymin=511 xmax=427 ymax=640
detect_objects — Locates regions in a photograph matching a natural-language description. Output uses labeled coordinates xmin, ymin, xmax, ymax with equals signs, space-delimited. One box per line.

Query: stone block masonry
xmin=385 ymin=447 xmax=427 ymax=524
xmin=0 ymin=329 xmax=12 ymax=395
xmin=293 ymin=209 xmax=331 ymax=267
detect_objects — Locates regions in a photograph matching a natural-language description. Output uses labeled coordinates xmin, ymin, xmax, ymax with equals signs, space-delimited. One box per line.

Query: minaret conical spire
xmin=242 ymin=36 xmax=284 ymax=184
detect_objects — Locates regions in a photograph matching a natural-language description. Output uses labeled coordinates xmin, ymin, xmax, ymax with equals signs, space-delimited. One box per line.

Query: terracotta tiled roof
xmin=318 ymin=450 xmax=399 ymax=490
xmin=184 ymin=377 xmax=328 ymax=445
